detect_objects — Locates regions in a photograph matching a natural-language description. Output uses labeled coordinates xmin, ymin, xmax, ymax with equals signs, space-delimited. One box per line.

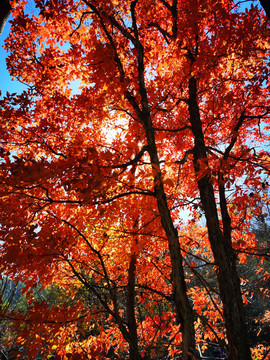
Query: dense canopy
xmin=0 ymin=0 xmax=269 ymax=359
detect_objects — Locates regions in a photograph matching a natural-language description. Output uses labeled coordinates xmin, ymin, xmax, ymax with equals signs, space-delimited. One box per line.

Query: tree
xmin=0 ymin=0 xmax=269 ymax=359
xmin=0 ymin=0 xmax=11 ymax=36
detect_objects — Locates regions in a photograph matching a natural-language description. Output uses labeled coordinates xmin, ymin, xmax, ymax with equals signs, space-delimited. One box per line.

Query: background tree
xmin=0 ymin=0 xmax=269 ymax=359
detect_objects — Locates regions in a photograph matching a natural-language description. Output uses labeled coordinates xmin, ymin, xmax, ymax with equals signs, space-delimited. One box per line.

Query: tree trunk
xmin=188 ymin=76 xmax=251 ymax=360
xmin=127 ymin=253 xmax=141 ymax=360
xmin=125 ymin=5 xmax=196 ymax=355
xmin=0 ymin=0 xmax=11 ymax=36
xmin=142 ymin=109 xmax=195 ymax=359
xmin=155 ymin=186 xmax=195 ymax=360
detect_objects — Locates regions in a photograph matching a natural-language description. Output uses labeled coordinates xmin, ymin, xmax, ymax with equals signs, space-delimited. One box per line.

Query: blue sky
xmin=0 ymin=0 xmax=39 ymax=98
xmin=0 ymin=22 xmax=28 ymax=97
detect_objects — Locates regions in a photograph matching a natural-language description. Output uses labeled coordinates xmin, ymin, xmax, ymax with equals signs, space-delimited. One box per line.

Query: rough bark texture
xmin=188 ymin=76 xmax=251 ymax=360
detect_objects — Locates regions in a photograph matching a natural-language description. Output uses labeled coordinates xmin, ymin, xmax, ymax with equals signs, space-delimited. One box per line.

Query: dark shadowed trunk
xmin=126 ymin=252 xmax=141 ymax=360
xmin=142 ymin=110 xmax=196 ymax=359
xmin=0 ymin=0 xmax=11 ymax=36
xmin=188 ymin=76 xmax=251 ymax=360
xmin=124 ymin=3 xmax=196 ymax=358
xmin=259 ymin=0 xmax=270 ymax=19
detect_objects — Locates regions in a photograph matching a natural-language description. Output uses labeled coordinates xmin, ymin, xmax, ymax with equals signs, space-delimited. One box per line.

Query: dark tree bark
xmin=127 ymin=60 xmax=196 ymax=360
xmin=126 ymin=217 xmax=141 ymax=360
xmin=143 ymin=112 xmax=196 ymax=359
xmin=0 ymin=0 xmax=11 ymax=36
xmin=127 ymin=253 xmax=141 ymax=360
xmin=125 ymin=3 xmax=196 ymax=359
xmin=188 ymin=76 xmax=252 ymax=360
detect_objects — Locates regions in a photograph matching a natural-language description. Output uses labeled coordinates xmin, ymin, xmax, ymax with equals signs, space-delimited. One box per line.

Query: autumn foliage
xmin=0 ymin=0 xmax=269 ymax=359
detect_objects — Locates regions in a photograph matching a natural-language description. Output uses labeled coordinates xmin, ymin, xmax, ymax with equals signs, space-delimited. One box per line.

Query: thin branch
xmin=147 ymin=22 xmax=171 ymax=43
xmin=70 ymin=11 xmax=93 ymax=37
xmin=153 ymin=125 xmax=190 ymax=132
xmin=82 ymin=0 xmax=136 ymax=44
xmin=136 ymin=284 xmax=172 ymax=302
xmin=109 ymin=145 xmax=149 ymax=169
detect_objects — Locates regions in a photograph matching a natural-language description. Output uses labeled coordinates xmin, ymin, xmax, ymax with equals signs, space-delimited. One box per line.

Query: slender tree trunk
xmin=154 ymin=180 xmax=195 ymax=360
xmin=141 ymin=109 xmax=195 ymax=359
xmin=127 ymin=252 xmax=140 ymax=360
xmin=124 ymin=3 xmax=196 ymax=357
xmin=126 ymin=97 xmax=196 ymax=359
xmin=188 ymin=76 xmax=251 ymax=360
xmin=126 ymin=215 xmax=141 ymax=360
